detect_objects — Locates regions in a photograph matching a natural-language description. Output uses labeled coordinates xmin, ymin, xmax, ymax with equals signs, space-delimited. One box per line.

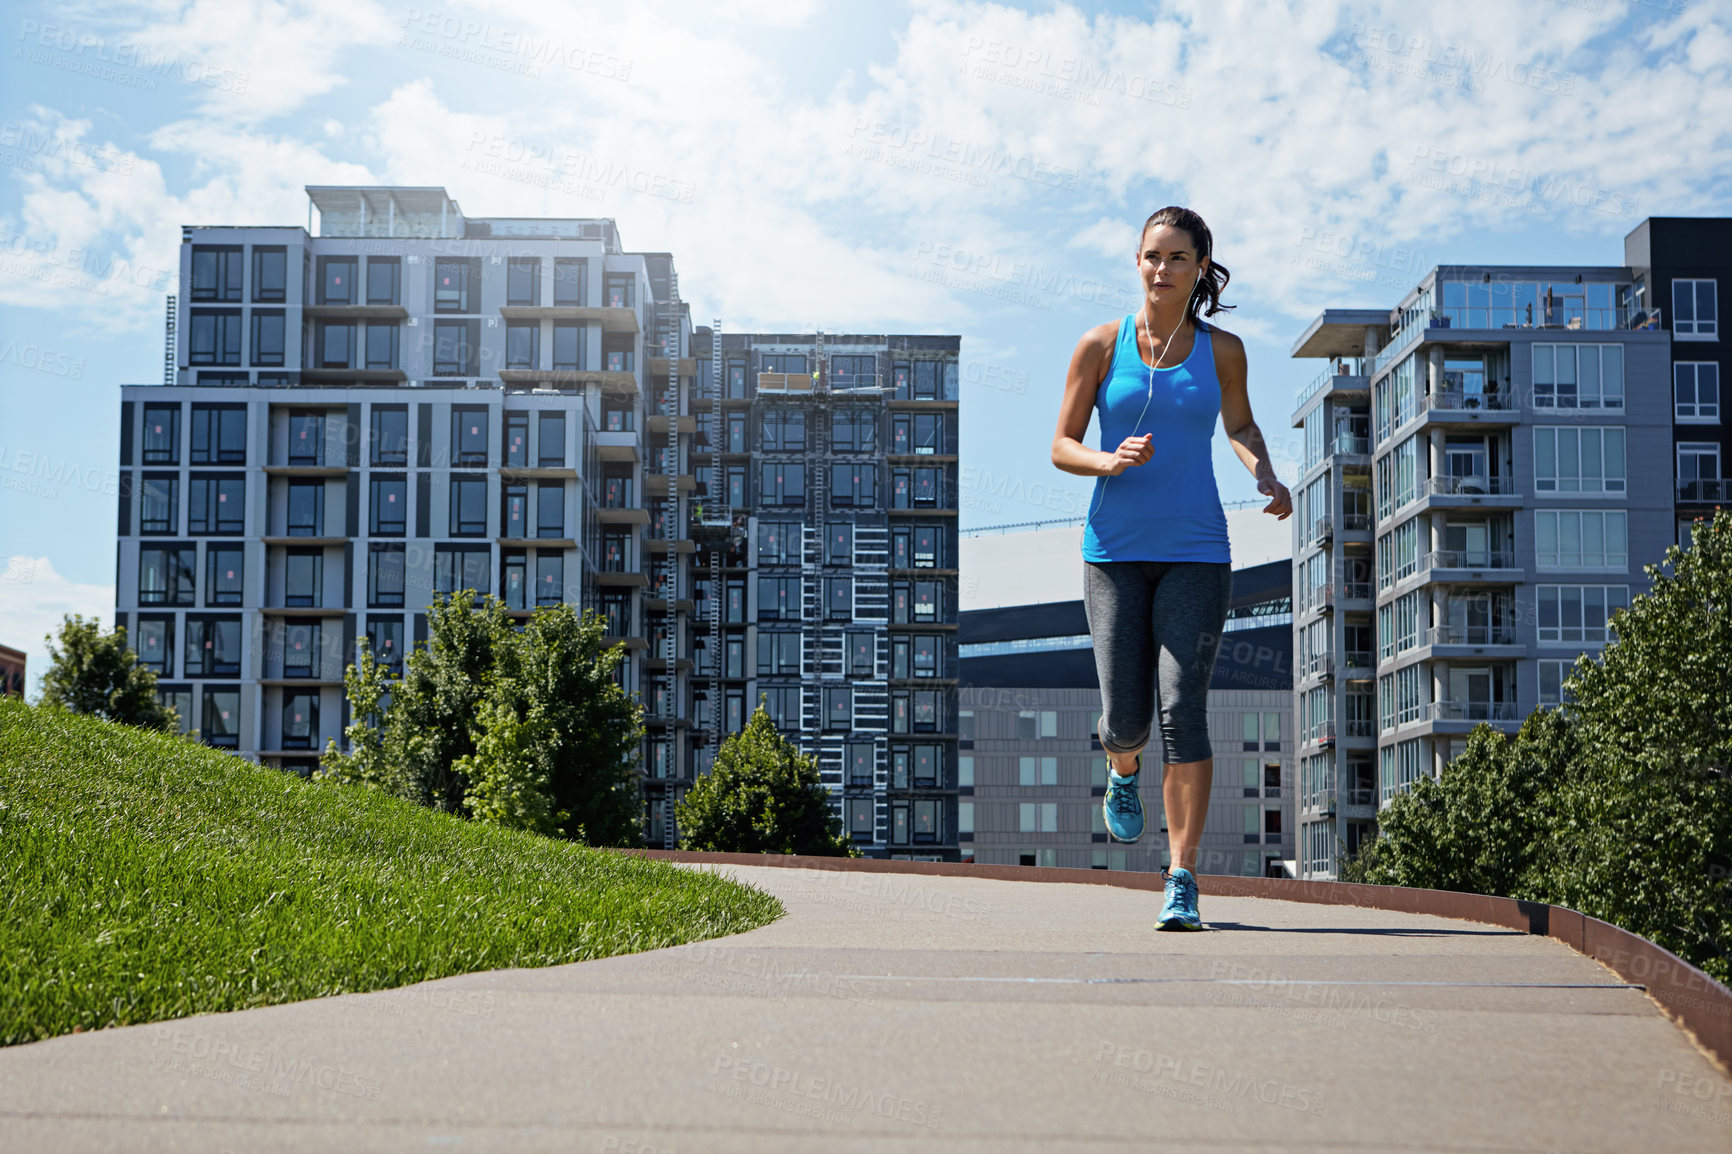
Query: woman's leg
xmin=1082 ymin=560 xmax=1158 ymax=774
xmin=1152 ymin=562 xmax=1234 ymax=871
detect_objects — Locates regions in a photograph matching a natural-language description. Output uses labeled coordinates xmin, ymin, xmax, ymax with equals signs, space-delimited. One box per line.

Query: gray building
xmin=114 ymin=189 xmax=959 ymax=853
xmin=677 ymin=332 xmax=962 ymax=859
xmin=118 ymin=185 xmax=697 ymax=822
xmin=1287 ymin=252 xmax=1679 ymax=879
xmin=958 ymin=557 xmax=1296 ymax=876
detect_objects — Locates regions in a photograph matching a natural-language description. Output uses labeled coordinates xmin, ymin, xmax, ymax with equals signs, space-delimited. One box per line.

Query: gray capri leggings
xmin=1083 ymin=560 xmax=1234 ymax=764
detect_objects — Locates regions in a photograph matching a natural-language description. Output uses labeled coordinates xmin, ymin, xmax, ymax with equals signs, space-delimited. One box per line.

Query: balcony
xmin=1313 ymin=516 xmax=1333 ymax=545
xmin=1420 ymin=475 xmax=1522 ymax=506
xmin=1428 ymin=700 xmax=1523 ymax=724
xmin=1342 ymin=513 xmax=1373 ymax=533
xmin=1342 ymin=651 xmax=1375 ymax=677
xmin=1420 ymin=388 xmax=1520 ymax=423
xmin=1332 ymin=432 xmax=1370 ymax=458
xmin=1434 ymin=305 xmax=1662 ymax=332
xmin=1423 ymin=625 xmax=1519 ymax=647
xmin=1295 ymin=357 xmax=1370 ymax=410
xmin=1343 ymin=720 xmax=1376 ymax=739
xmin=1678 ymin=478 xmax=1729 ymax=503
xmin=1421 ymin=550 xmax=1522 ymax=586
xmin=1302 ymin=653 xmax=1333 ymax=681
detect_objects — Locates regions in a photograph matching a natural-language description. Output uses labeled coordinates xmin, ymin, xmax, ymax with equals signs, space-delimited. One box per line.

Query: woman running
xmin=1050 ymin=206 xmax=1292 ymax=930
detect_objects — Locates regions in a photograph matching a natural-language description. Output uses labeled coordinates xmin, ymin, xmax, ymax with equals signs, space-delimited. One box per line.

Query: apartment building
xmin=675 ymin=331 xmax=963 ymax=860
xmin=1286 ymin=243 xmax=1688 ymax=879
xmin=1626 ymin=218 xmax=1729 ymax=542
xmin=115 ymin=186 xmax=696 ymax=823
xmin=958 ymin=557 xmax=1296 ymax=876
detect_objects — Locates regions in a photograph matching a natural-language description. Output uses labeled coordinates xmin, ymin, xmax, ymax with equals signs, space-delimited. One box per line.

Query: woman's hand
xmin=1258 ymin=473 xmax=1293 ymax=519
xmin=1099 ymin=434 xmax=1154 ymax=476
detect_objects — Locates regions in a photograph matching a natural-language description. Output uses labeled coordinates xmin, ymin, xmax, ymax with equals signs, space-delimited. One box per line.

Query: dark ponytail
xmin=1140 ymin=206 xmax=1234 ymax=326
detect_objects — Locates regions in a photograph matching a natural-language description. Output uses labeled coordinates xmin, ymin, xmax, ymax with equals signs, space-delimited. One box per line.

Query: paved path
xmin=3 ymin=864 xmax=1729 ymax=1152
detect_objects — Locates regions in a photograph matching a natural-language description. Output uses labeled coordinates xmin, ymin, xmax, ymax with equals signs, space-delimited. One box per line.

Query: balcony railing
xmin=1423 ymin=475 xmax=1518 ymax=498
xmin=1303 ymin=653 xmax=1334 ymax=679
xmin=1296 ymin=356 xmax=1370 ymax=408
xmin=1333 ymin=433 xmax=1370 ymax=456
xmin=1344 ymin=581 xmax=1372 ymax=601
xmin=1423 ymin=388 xmax=1517 ymax=413
xmin=1678 ymin=478 xmax=1729 ymax=502
xmin=1423 ymin=549 xmax=1517 ymax=571
xmin=1313 ymin=516 xmax=1332 ymax=543
xmin=1429 ymin=700 xmax=1522 ymax=722
xmin=1343 ymin=650 xmax=1374 ymax=671
xmin=1343 ymin=720 xmax=1376 ymax=739
xmin=1423 ymin=625 xmax=1519 ymax=646
xmin=1434 ymin=305 xmax=1662 ymax=332
xmin=1342 ymin=513 xmax=1372 ymax=532
xmin=1342 ymin=787 xmax=1376 ymax=806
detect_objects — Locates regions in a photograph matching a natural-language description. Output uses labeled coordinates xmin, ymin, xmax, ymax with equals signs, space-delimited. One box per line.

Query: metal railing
xmin=1434 ymin=305 xmax=1662 ymax=332
xmin=1333 ymin=433 xmax=1370 ymax=456
xmin=1423 ymin=625 xmax=1519 ymax=646
xmin=1423 ymin=475 xmax=1519 ymax=498
xmin=1344 ymin=581 xmax=1372 ymax=601
xmin=1296 ymin=356 xmax=1371 ymax=408
xmin=1343 ymin=720 xmax=1376 ymax=738
xmin=1342 ymin=513 xmax=1372 ymax=532
xmin=1679 ymin=479 xmax=1730 ymax=502
xmin=1423 ymin=549 xmax=1517 ymax=571
xmin=1343 ymin=650 xmax=1374 ymax=670
xmin=1423 ymin=388 xmax=1517 ymax=413
xmin=1429 ymin=700 xmax=1522 ymax=722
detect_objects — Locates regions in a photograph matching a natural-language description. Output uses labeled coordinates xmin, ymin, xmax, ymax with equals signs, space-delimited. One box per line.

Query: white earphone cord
xmin=1085 ymin=277 xmax=1201 ymax=531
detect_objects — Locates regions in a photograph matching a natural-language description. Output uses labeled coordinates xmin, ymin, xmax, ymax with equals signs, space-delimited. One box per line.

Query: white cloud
xmin=0 ymin=555 xmax=115 ymax=701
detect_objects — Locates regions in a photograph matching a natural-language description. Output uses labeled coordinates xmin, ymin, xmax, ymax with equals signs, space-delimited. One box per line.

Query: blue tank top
xmin=1081 ymin=314 xmax=1231 ymax=564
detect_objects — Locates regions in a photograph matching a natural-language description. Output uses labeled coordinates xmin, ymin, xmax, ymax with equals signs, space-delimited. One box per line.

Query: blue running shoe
xmin=1157 ymin=867 xmax=1202 ymax=931
xmin=1102 ymin=754 xmax=1143 ymax=843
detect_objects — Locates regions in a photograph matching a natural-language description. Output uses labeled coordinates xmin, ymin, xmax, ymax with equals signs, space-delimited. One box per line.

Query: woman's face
xmin=1137 ymin=223 xmax=1208 ymax=306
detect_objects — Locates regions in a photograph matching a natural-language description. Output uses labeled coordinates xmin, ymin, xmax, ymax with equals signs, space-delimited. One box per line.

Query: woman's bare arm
xmin=1052 ymin=322 xmax=1153 ymax=478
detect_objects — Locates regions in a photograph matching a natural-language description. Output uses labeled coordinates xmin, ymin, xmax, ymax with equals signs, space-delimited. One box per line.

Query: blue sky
xmin=3 ymin=0 xmax=1729 ymax=690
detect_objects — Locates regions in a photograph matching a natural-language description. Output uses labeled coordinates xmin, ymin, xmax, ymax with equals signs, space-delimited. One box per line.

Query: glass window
xmin=826 ymin=576 xmax=852 ymax=620
xmin=317 ymin=321 xmax=354 ymax=369
xmin=364 ymin=322 xmax=399 ymax=370
xmin=434 ymin=545 xmax=491 ymax=596
xmin=553 ymin=323 xmax=581 ymax=370
xmin=189 ymin=310 xmax=242 ymax=365
xmin=370 ymin=406 xmax=407 ymax=466
xmin=252 ymin=246 xmax=285 ymax=303
xmin=282 ymin=692 xmax=319 ymax=749
xmin=434 ymin=320 xmax=475 ymax=377
xmin=502 ymin=550 xmax=527 ymax=610
xmin=831 ymin=463 xmax=877 ymax=508
xmin=553 ymin=257 xmax=586 ymax=305
xmin=760 ymin=461 xmax=805 ymax=506
xmin=367 ymin=543 xmax=405 ymax=608
xmin=451 ymin=475 xmax=487 ymax=536
xmin=140 ymin=474 xmax=178 ymax=535
xmin=503 ymin=484 xmax=528 ymax=539
xmin=319 ymin=257 xmax=356 ymax=305
xmin=434 ymin=258 xmax=475 ymax=312
xmin=134 ymin=615 xmax=172 ymax=676
xmin=202 ymin=687 xmax=241 ymax=748
xmin=205 ymin=545 xmax=243 ymax=606
xmin=139 ymin=545 xmax=196 ymax=605
xmin=281 ymin=621 xmax=321 ymax=678
xmin=536 ymin=482 xmax=563 ymax=537
xmin=142 ymin=404 xmax=180 ymax=465
xmin=827 ymin=522 xmax=852 ymax=566
xmin=506 ymin=257 xmax=540 ymax=306
xmin=506 ymin=322 xmax=539 ymax=369
xmin=365 ymin=257 xmax=400 ymax=306
xmin=1673 ymin=278 xmax=1718 ymax=339
xmin=189 ymin=475 xmax=245 ymax=535
xmin=185 ymin=616 xmax=241 ymax=677
xmin=535 ymin=552 xmax=564 ymax=605
xmin=365 ymin=616 xmax=404 ymax=675
xmin=284 ymin=548 xmax=323 ymax=607
xmin=452 ymin=408 xmax=488 ymax=467
xmin=251 ymin=311 xmax=285 ymax=367
xmin=538 ymin=412 xmax=566 ymax=466
xmin=287 ymin=411 xmax=324 ymax=466
xmin=286 ymin=480 xmax=323 ymax=537
xmin=191 ymin=246 xmax=243 ymax=302
xmin=847 ymin=798 xmax=875 ymax=840
xmin=188 ymin=405 xmax=246 ymax=466
xmin=1674 ymin=363 xmax=1721 ymax=422
xmin=825 ymin=686 xmax=852 ymax=730
xmin=604 ymin=274 xmax=635 ymax=308
xmin=369 ymin=475 xmax=406 ymax=536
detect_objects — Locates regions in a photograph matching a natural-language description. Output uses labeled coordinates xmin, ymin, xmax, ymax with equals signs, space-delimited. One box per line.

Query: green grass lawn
xmin=0 ymin=698 xmax=783 ymax=1047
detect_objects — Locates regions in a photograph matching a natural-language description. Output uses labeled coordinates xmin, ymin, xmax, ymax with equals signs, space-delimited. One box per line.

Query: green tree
xmin=1348 ymin=510 xmax=1732 ymax=983
xmin=676 ymin=703 xmax=857 ymax=856
xmin=318 ymin=592 xmax=644 ymax=846
xmin=38 ymin=614 xmax=177 ymax=732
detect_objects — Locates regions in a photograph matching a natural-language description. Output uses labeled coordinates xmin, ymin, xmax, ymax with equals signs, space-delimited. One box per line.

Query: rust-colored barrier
xmin=620 ymin=849 xmax=1732 ymax=1076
